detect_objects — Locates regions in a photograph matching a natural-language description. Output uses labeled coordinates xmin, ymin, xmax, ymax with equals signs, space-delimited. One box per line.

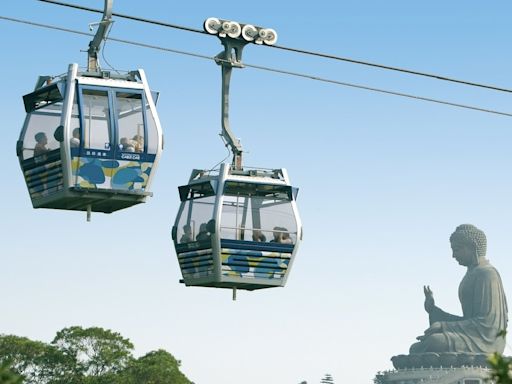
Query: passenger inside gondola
xmin=196 ymin=219 xmax=216 ymax=242
xmin=196 ymin=223 xmax=210 ymax=241
xmin=34 ymin=132 xmax=49 ymax=156
xmin=70 ymin=128 xmax=80 ymax=148
xmin=280 ymin=229 xmax=293 ymax=244
xmin=180 ymin=224 xmax=193 ymax=243
xmin=120 ymin=137 xmax=135 ymax=152
xmin=132 ymin=134 xmax=144 ymax=152
xmin=271 ymin=226 xmax=293 ymax=244
xmin=252 ymin=229 xmax=267 ymax=242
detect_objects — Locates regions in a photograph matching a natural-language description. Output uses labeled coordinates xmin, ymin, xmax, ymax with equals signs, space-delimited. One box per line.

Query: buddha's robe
xmin=411 ymin=259 xmax=508 ymax=354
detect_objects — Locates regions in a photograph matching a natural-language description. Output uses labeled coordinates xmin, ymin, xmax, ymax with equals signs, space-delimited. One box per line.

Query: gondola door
xmin=110 ymin=89 xmax=148 ymax=192
xmin=73 ymin=86 xmax=116 ymax=191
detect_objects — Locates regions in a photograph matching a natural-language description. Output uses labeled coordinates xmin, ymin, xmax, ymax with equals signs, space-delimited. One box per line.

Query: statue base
xmin=391 ymin=353 xmax=489 ymax=369
xmin=375 ymin=366 xmax=493 ymax=384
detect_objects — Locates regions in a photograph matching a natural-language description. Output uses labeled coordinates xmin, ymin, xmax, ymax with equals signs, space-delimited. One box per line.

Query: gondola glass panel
xmin=176 ymin=182 xmax=216 ymax=245
xmin=22 ymin=102 xmax=62 ymax=160
xmin=145 ymin=98 xmax=159 ymax=155
xmin=220 ymin=182 xmax=297 ymax=244
xmin=20 ymin=98 xmax=64 ymax=200
xmin=175 ymin=182 xmax=217 ymax=281
xmin=82 ymin=89 xmax=111 ymax=151
xmin=115 ymin=92 xmax=144 ymax=154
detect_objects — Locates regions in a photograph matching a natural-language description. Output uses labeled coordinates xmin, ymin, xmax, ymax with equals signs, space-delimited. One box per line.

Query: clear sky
xmin=1 ymin=1 xmax=512 ymax=383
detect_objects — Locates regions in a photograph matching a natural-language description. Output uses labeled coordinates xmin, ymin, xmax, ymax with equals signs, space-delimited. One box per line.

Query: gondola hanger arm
xmin=204 ymin=17 xmax=278 ymax=171
xmin=87 ymin=0 xmax=113 ymax=73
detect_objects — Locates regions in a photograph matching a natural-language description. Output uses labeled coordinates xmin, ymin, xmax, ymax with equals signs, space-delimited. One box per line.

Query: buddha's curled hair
xmin=450 ymin=224 xmax=487 ymax=258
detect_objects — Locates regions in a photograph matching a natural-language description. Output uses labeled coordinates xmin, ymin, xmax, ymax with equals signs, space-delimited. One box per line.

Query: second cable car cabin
xmin=172 ymin=163 xmax=302 ymax=292
xmin=16 ymin=63 xmax=163 ymax=217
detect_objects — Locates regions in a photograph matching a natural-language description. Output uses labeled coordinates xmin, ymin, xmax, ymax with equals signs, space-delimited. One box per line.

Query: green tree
xmin=0 ymin=362 xmax=22 ymax=384
xmin=0 ymin=327 xmax=192 ymax=384
xmin=51 ymin=326 xmax=134 ymax=378
xmin=120 ymin=349 xmax=191 ymax=384
xmin=487 ymin=330 xmax=512 ymax=384
xmin=488 ymin=353 xmax=512 ymax=384
xmin=0 ymin=334 xmax=72 ymax=384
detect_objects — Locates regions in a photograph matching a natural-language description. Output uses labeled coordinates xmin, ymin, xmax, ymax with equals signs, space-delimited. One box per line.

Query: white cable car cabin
xmin=172 ymin=163 xmax=302 ymax=291
xmin=17 ymin=63 xmax=163 ymax=216
xmin=172 ymin=18 xmax=302 ymax=295
xmin=16 ymin=1 xmax=162 ymax=218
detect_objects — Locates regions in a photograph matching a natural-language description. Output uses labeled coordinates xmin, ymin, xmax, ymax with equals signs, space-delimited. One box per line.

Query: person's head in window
xmin=280 ymin=229 xmax=293 ymax=244
xmin=120 ymin=137 xmax=135 ymax=152
xmin=34 ymin=132 xmax=49 ymax=156
xmin=271 ymin=226 xmax=284 ymax=243
xmin=180 ymin=224 xmax=193 ymax=243
xmin=70 ymin=128 xmax=80 ymax=148
xmin=271 ymin=227 xmax=292 ymax=244
xmin=206 ymin=219 xmax=216 ymax=234
xmin=196 ymin=223 xmax=210 ymax=242
xmin=132 ymin=134 xmax=144 ymax=152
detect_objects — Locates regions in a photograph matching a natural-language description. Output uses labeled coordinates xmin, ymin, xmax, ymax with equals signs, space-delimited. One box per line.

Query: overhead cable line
xmin=1 ymin=14 xmax=511 ymax=118
xmin=38 ymin=0 xmax=205 ymax=34
xmin=272 ymin=45 xmax=512 ymax=94
xmin=37 ymin=0 xmax=512 ymax=94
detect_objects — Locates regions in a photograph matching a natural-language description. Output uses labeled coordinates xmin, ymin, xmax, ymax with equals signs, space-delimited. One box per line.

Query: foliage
xmin=0 ymin=362 xmax=22 ymax=384
xmin=51 ymin=326 xmax=134 ymax=378
xmin=0 ymin=334 xmax=72 ymax=384
xmin=488 ymin=353 xmax=512 ymax=384
xmin=487 ymin=330 xmax=512 ymax=384
xmin=0 ymin=327 xmax=191 ymax=384
xmin=120 ymin=349 xmax=191 ymax=384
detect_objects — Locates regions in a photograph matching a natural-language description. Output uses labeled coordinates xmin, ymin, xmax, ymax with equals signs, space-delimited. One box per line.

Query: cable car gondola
xmin=172 ymin=18 xmax=302 ymax=297
xmin=16 ymin=0 xmax=163 ymax=220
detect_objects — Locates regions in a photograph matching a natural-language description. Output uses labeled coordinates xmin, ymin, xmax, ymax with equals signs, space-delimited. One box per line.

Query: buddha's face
xmin=451 ymin=239 xmax=476 ymax=266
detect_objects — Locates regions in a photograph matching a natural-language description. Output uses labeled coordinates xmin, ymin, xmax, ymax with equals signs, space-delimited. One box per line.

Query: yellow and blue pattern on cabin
xmin=71 ymin=156 xmax=152 ymax=191
xmin=221 ymin=248 xmax=291 ymax=279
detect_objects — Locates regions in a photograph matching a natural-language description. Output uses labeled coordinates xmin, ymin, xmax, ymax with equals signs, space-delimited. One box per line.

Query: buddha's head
xmin=449 ymin=224 xmax=487 ymax=266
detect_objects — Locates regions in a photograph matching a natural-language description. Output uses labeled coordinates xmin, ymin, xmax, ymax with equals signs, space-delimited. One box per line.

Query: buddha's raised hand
xmin=424 ymin=285 xmax=435 ymax=313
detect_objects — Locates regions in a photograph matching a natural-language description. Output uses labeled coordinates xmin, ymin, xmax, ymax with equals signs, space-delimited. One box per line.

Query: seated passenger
xmin=196 ymin=223 xmax=210 ymax=242
xmin=132 ymin=134 xmax=144 ymax=153
xmin=180 ymin=224 xmax=193 ymax=243
xmin=34 ymin=132 xmax=49 ymax=156
xmin=252 ymin=229 xmax=267 ymax=242
xmin=271 ymin=227 xmax=293 ymax=244
xmin=70 ymin=128 xmax=80 ymax=148
xmin=120 ymin=137 xmax=135 ymax=152
xmin=280 ymin=229 xmax=293 ymax=244
xmin=271 ymin=226 xmax=284 ymax=243
xmin=206 ymin=219 xmax=216 ymax=234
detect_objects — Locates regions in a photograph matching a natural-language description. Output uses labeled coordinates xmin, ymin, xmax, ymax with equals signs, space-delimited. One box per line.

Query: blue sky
xmin=1 ymin=1 xmax=511 ymax=383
